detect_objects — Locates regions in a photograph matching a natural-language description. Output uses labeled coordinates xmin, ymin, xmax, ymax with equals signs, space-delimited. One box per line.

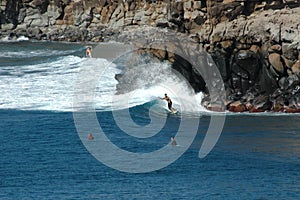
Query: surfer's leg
xmin=168 ymin=102 xmax=172 ymax=110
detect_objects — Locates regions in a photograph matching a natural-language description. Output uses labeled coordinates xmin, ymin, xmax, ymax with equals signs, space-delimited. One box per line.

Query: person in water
xmin=160 ymin=93 xmax=176 ymax=112
xmin=87 ymin=133 xmax=94 ymax=140
xmin=86 ymin=47 xmax=92 ymax=58
xmin=171 ymin=136 xmax=177 ymax=146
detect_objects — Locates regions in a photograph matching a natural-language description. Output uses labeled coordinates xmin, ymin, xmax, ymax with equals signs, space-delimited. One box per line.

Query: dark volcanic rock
xmin=172 ymin=54 xmax=206 ymax=93
xmin=230 ymin=50 xmax=261 ymax=93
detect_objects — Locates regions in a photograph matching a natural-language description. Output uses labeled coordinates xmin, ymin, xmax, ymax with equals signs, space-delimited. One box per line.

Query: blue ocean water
xmin=1 ymin=40 xmax=300 ymax=199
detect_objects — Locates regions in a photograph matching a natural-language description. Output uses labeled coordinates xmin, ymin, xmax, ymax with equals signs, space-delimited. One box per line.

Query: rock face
xmin=1 ymin=0 xmax=300 ymax=112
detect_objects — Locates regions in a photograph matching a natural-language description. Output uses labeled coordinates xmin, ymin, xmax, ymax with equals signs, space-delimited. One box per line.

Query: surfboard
xmin=162 ymin=106 xmax=178 ymax=114
xmin=171 ymin=109 xmax=178 ymax=114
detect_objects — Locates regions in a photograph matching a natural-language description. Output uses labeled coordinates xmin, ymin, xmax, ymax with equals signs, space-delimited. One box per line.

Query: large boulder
xmin=269 ymin=53 xmax=284 ymax=73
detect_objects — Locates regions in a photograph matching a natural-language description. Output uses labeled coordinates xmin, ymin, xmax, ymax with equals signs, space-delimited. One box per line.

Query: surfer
xmin=86 ymin=47 xmax=92 ymax=58
xmin=160 ymin=93 xmax=176 ymax=113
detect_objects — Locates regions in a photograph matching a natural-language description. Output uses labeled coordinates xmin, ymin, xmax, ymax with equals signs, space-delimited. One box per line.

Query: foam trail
xmin=0 ymin=56 xmax=120 ymax=111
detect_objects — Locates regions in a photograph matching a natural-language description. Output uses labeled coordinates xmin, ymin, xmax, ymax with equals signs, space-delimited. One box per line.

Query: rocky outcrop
xmin=202 ymin=6 xmax=300 ymax=112
xmin=1 ymin=0 xmax=300 ymax=112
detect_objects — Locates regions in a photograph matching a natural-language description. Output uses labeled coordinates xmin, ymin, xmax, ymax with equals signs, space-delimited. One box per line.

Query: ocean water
xmin=1 ymin=40 xmax=300 ymax=199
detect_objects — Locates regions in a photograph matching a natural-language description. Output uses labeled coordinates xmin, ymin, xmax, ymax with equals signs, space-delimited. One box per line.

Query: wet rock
xmin=249 ymin=101 xmax=273 ymax=113
xmin=249 ymin=95 xmax=272 ymax=112
xmin=249 ymin=106 xmax=265 ymax=113
xmin=206 ymin=105 xmax=225 ymax=112
xmin=227 ymin=101 xmax=247 ymax=112
xmin=272 ymin=102 xmax=284 ymax=112
xmin=285 ymin=107 xmax=300 ymax=113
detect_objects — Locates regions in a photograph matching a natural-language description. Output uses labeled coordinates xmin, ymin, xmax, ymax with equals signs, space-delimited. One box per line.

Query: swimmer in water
xmin=87 ymin=133 xmax=94 ymax=140
xmin=171 ymin=136 xmax=177 ymax=146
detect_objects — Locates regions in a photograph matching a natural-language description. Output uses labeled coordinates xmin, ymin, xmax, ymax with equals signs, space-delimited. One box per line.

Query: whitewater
xmin=0 ymin=41 xmax=206 ymax=113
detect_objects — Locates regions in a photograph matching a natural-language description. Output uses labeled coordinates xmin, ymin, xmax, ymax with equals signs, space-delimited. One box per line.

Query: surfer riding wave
xmin=159 ymin=93 xmax=177 ymax=113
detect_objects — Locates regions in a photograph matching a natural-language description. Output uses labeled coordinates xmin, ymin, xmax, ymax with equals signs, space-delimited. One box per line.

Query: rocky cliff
xmin=1 ymin=0 xmax=300 ymax=112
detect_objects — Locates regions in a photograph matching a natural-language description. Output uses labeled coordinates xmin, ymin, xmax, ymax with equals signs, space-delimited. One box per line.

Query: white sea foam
xmin=0 ymin=52 xmax=208 ymax=113
xmin=1 ymin=49 xmax=78 ymax=58
xmin=0 ymin=35 xmax=29 ymax=42
xmin=92 ymin=61 xmax=207 ymax=114
xmin=0 ymin=55 xmax=86 ymax=111
xmin=16 ymin=36 xmax=29 ymax=41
